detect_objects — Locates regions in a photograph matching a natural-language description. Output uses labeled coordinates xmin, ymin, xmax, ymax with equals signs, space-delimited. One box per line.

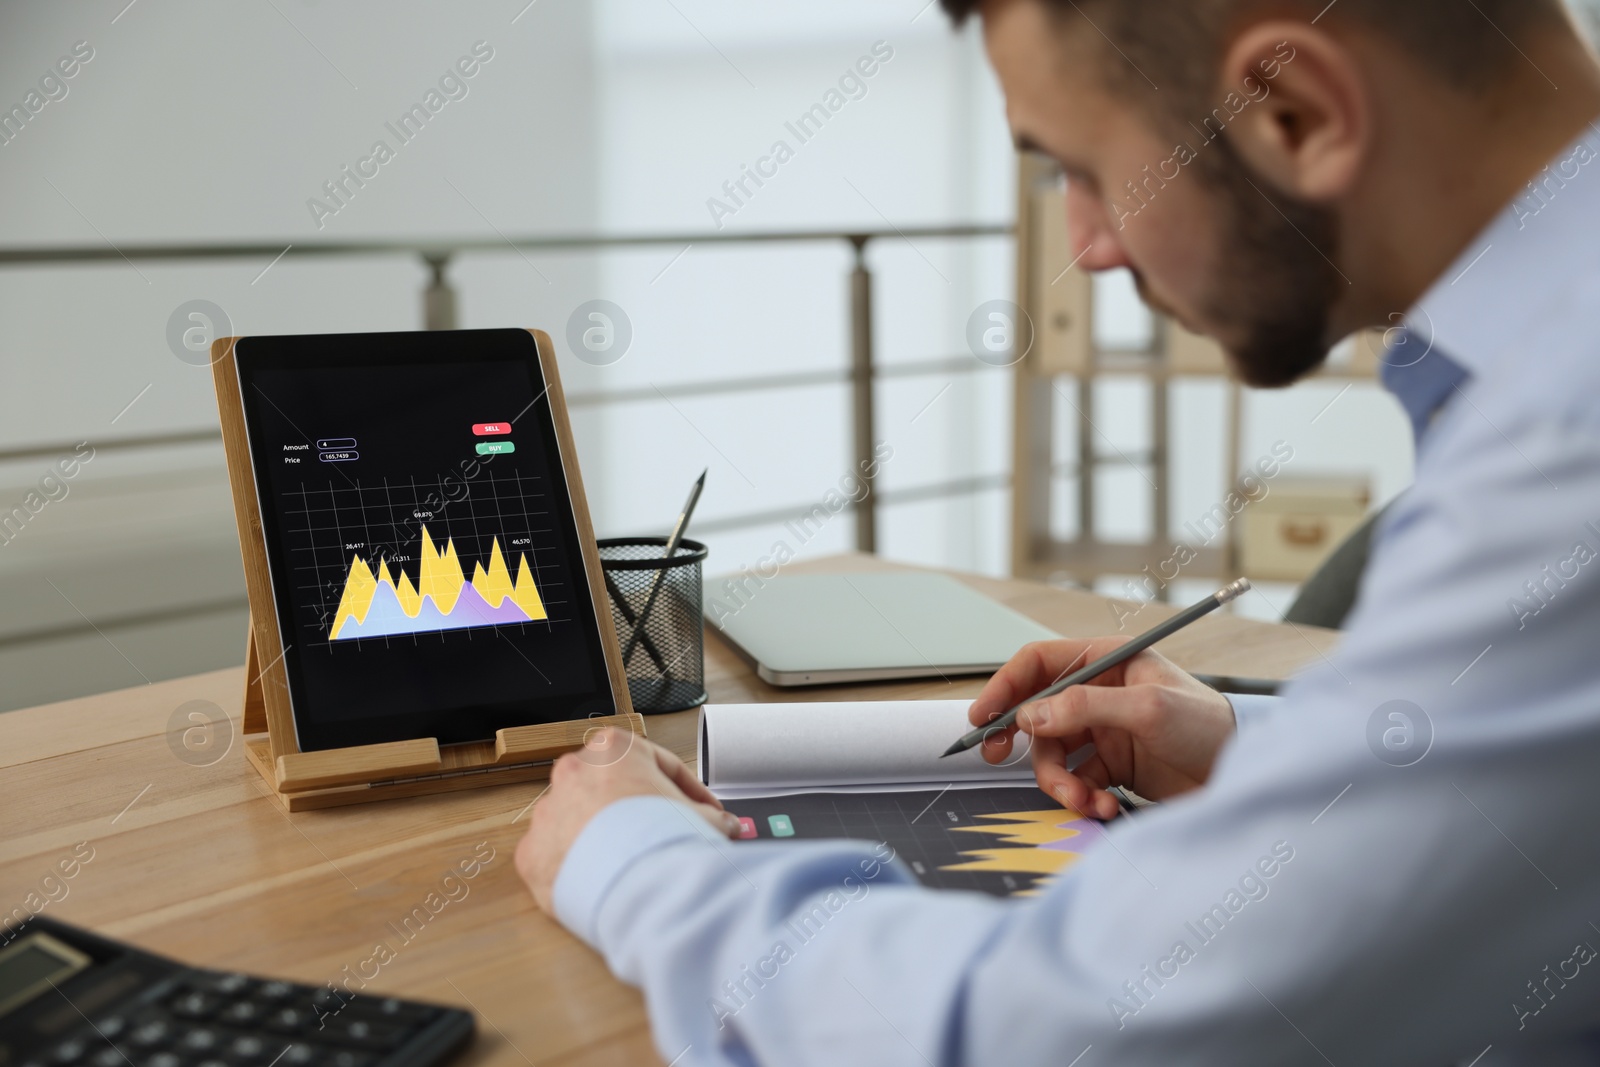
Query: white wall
xmin=577 ymin=3 xmax=1016 ymax=574
xmin=0 ymin=0 xmax=601 ymax=442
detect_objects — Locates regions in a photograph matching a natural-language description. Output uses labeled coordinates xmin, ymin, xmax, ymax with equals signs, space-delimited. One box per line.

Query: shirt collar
xmin=1405 ymin=120 xmax=1600 ymax=380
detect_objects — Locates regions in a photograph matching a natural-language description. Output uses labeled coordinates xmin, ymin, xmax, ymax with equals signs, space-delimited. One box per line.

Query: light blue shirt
xmin=552 ymin=127 xmax=1600 ymax=1066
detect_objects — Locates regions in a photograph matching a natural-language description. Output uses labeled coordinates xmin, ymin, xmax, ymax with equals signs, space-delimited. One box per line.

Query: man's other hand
xmin=515 ymin=728 xmax=742 ymax=913
xmin=968 ymin=639 xmax=1237 ymax=820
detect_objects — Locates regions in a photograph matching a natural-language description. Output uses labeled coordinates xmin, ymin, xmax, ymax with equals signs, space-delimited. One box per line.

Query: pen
xmin=621 ymin=469 xmax=707 ymax=666
xmin=940 ymin=578 xmax=1253 ymax=758
xmin=604 ymin=569 xmax=667 ymax=672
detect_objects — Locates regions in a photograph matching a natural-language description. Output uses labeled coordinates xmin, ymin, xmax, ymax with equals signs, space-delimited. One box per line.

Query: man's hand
xmin=514 ymin=728 xmax=742 ymax=914
xmin=968 ymin=638 xmax=1237 ymax=820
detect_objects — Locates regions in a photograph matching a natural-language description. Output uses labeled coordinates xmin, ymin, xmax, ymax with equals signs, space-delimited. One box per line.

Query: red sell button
xmin=473 ymin=422 xmax=512 ymax=436
xmin=736 ymin=817 xmax=757 ymax=839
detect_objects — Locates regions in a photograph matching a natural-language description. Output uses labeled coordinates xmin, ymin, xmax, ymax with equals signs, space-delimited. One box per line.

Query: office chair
xmin=1280 ymin=505 xmax=1390 ymax=630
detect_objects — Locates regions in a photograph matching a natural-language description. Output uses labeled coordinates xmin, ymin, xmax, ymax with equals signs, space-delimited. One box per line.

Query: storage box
xmin=1240 ymin=478 xmax=1371 ymax=583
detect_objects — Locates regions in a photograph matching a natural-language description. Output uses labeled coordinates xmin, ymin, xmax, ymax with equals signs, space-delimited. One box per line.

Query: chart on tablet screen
xmin=282 ymin=473 xmax=570 ymax=647
xmin=233 ymin=341 xmax=621 ymax=744
xmin=326 ymin=525 xmax=547 ymax=640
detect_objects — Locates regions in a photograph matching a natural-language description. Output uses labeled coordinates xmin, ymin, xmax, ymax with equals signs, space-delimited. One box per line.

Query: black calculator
xmin=0 ymin=916 xmax=474 ymax=1067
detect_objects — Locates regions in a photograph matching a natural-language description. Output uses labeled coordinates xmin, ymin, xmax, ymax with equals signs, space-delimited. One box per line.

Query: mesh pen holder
xmin=597 ymin=537 xmax=709 ymax=714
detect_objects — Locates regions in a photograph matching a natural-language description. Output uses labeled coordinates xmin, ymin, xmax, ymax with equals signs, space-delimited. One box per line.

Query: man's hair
xmin=942 ymin=0 xmax=1568 ymax=110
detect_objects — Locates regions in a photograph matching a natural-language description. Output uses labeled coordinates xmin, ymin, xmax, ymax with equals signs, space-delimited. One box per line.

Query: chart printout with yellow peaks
xmin=727 ymin=787 xmax=1110 ymax=898
xmin=327 ymin=526 xmax=548 ymax=640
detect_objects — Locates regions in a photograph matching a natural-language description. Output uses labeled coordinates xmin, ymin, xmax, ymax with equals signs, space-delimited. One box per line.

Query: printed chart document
xmin=698 ymin=701 xmax=1107 ymax=897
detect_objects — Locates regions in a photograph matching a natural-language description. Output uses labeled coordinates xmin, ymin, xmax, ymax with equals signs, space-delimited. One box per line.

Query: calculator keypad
xmin=35 ymin=972 xmax=439 ymax=1067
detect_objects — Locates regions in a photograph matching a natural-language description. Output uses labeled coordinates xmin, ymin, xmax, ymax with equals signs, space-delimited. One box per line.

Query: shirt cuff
xmin=1227 ymin=693 xmax=1284 ymax=732
xmin=552 ymin=795 xmax=712 ymax=947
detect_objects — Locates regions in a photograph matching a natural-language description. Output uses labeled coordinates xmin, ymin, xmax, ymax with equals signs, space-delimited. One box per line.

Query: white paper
xmin=698 ymin=700 xmax=1092 ymax=800
xmin=708 ymin=780 xmax=1044 ymax=801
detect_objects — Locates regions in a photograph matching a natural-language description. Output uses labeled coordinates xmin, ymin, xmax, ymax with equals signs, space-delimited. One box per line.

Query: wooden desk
xmin=0 ymin=557 xmax=1335 ymax=1066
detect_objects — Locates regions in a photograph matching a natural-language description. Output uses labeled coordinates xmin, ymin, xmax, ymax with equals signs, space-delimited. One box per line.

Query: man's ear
xmin=1219 ymin=22 xmax=1369 ymax=203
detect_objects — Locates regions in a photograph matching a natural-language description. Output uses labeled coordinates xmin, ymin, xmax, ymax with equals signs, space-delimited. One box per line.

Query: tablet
xmin=227 ymin=328 xmax=625 ymax=752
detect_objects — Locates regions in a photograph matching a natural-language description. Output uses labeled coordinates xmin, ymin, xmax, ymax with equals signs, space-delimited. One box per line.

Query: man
xmin=516 ymin=1 xmax=1600 ymax=1062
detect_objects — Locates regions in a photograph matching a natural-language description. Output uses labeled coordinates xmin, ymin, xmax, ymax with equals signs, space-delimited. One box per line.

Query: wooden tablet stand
xmin=215 ymin=329 xmax=644 ymax=812
xmin=237 ymin=626 xmax=644 ymax=811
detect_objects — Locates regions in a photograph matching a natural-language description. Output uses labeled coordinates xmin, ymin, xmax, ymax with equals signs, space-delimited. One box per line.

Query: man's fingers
xmin=576 ymin=726 xmax=635 ymax=765
xmin=968 ymin=697 xmax=1016 ymax=730
xmin=570 ymin=730 xmax=725 ymax=811
xmin=976 ymin=723 xmax=1016 ymax=764
xmin=551 ymin=751 xmax=580 ymax=781
xmin=652 ymin=741 xmax=724 ymax=809
xmin=1016 ymin=683 xmax=1161 ymax=740
xmin=1042 ymin=772 xmax=1121 ymax=822
xmin=1040 ymin=763 xmax=1095 ymax=817
xmin=690 ymin=801 xmax=743 ymax=837
xmin=969 ymin=641 xmax=1091 ymax=726
xmin=1032 ymin=733 xmax=1096 ymax=791
xmin=968 ymin=638 xmax=1133 ymax=729
xmin=1038 ymin=740 xmax=1112 ymax=794
xmin=1032 ymin=734 xmax=1121 ymax=819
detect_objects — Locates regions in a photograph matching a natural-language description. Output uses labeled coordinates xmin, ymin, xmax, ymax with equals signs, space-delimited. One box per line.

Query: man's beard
xmin=1137 ymin=134 xmax=1345 ymax=389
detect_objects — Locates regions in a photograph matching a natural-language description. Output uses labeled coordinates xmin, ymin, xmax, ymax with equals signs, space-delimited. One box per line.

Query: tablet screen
xmin=233 ymin=329 xmax=617 ymax=751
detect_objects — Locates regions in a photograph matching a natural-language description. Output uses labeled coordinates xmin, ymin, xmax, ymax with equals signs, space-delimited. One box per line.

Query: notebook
xmin=703 ymin=572 xmax=1062 ymax=686
xmin=698 ymin=700 xmax=1101 ymax=898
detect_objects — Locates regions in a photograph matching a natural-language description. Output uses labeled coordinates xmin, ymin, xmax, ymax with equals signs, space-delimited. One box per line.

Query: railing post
xmin=848 ymin=235 xmax=877 ymax=554
xmin=423 ymin=252 xmax=456 ymax=330
xmin=1151 ymin=371 xmax=1171 ymax=601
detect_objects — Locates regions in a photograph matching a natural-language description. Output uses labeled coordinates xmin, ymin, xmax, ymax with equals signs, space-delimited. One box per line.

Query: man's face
xmin=983 ymin=0 xmax=1343 ymax=387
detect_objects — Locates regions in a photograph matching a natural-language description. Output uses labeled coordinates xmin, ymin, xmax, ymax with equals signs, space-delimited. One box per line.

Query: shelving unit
xmin=1010 ymin=155 xmax=1382 ymax=593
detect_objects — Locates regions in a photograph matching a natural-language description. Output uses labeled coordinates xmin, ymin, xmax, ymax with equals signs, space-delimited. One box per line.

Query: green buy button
xmin=475 ymin=441 xmax=515 ymax=455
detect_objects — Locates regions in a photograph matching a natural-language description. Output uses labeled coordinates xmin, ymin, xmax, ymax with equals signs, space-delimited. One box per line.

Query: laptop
xmin=704 ymin=571 xmax=1061 ymax=686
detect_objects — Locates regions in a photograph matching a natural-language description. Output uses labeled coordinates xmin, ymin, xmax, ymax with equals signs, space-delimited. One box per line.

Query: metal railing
xmin=0 ymin=223 xmax=1013 ymax=552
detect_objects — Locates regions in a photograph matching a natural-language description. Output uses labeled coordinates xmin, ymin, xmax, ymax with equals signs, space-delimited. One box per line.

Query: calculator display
xmin=0 ymin=933 xmax=90 ymax=1017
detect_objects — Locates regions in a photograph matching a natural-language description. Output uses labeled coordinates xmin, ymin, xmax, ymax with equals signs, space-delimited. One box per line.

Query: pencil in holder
xmin=597 ymin=537 xmax=709 ymax=714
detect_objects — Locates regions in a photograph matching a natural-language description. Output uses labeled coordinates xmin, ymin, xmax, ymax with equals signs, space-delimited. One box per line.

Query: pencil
xmin=939 ymin=579 xmax=1252 ymax=758
xmin=622 ymin=469 xmax=707 ymax=665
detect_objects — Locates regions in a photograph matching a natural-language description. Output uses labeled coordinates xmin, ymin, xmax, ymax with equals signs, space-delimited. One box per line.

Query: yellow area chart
xmin=327 ymin=525 xmax=547 ymax=640
xmin=939 ymin=809 xmax=1103 ymax=894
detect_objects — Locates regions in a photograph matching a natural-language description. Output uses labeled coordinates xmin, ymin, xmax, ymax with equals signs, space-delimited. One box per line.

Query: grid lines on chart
xmin=282 ymin=470 xmax=568 ymax=648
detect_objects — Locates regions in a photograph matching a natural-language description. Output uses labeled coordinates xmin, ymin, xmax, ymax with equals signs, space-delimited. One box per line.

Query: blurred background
xmin=2 ymin=0 xmax=1597 ymax=712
